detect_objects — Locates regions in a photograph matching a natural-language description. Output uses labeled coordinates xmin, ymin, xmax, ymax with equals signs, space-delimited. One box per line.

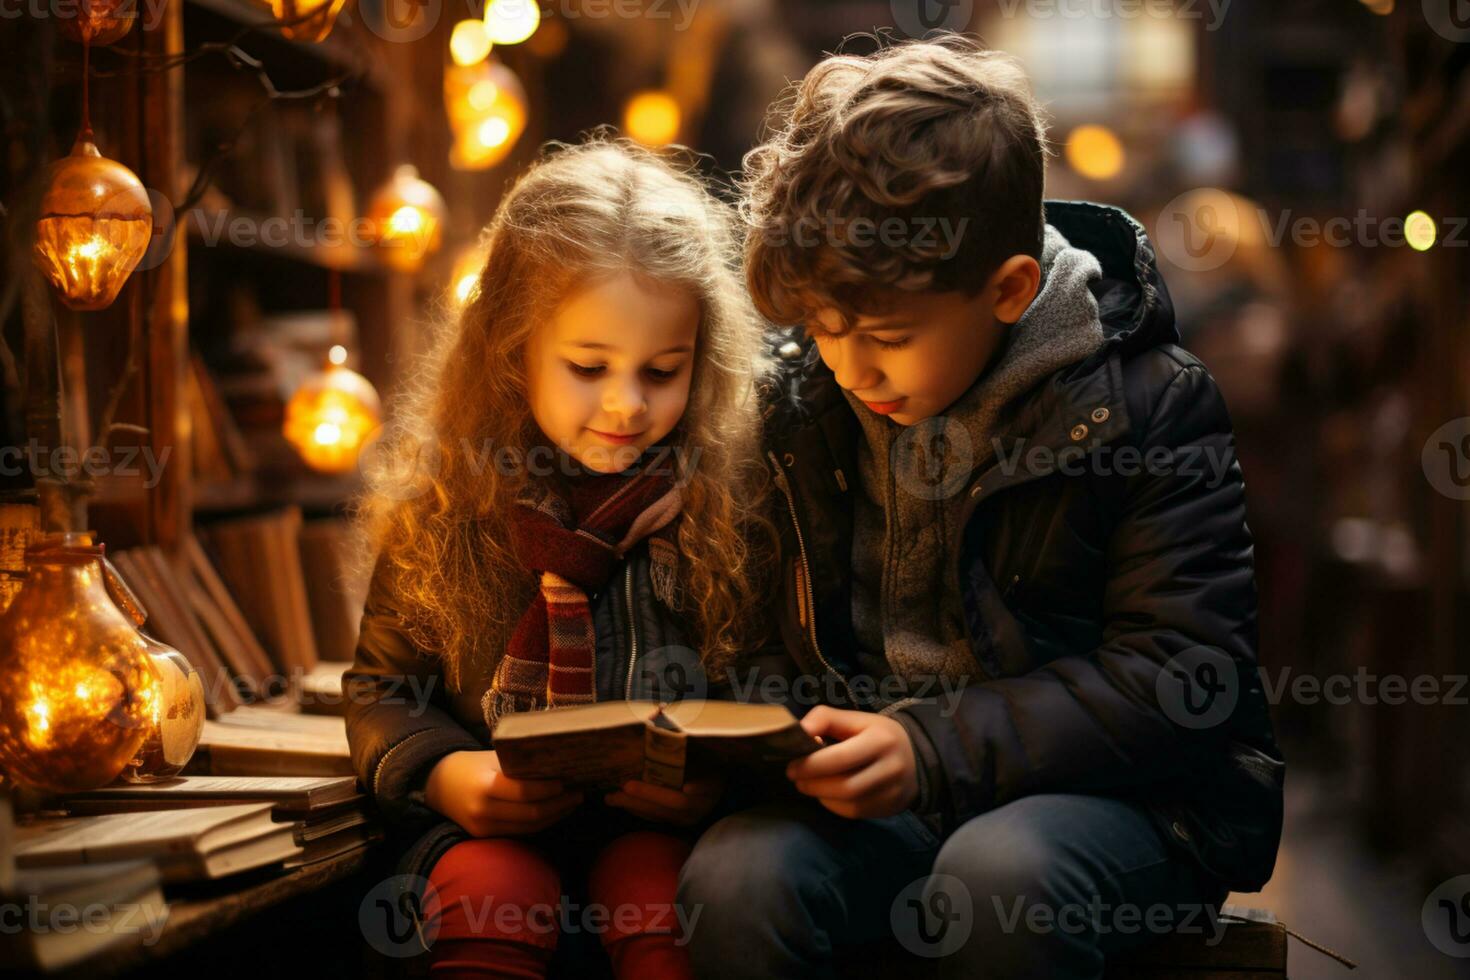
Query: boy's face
xmin=525 ymin=270 xmax=699 ymax=474
xmin=808 ymin=255 xmax=1041 ymax=426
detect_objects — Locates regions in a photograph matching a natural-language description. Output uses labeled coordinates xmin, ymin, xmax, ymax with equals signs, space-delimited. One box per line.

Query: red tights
xmin=423 ymin=831 xmax=692 ymax=980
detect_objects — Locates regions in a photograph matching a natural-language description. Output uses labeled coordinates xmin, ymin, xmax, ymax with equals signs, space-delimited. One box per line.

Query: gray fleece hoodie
xmin=844 ymin=224 xmax=1107 ymax=695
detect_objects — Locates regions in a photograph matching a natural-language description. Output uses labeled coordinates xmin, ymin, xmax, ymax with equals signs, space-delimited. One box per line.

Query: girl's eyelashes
xmin=643 ymin=364 xmax=683 ymax=382
xmin=870 ymin=335 xmax=912 ymax=351
xmin=564 ymin=361 xmax=685 ymax=380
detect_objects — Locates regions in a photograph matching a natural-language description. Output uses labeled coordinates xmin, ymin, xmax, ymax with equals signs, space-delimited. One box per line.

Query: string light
xmin=483 ymin=0 xmax=539 ymax=45
xmin=1065 ymin=125 xmax=1125 ymax=181
xmin=623 ymin=91 xmax=681 ymax=147
xmin=365 ymin=165 xmax=447 ymax=272
xmin=450 ymin=18 xmax=493 ymax=67
xmin=445 ymin=61 xmax=527 ymax=170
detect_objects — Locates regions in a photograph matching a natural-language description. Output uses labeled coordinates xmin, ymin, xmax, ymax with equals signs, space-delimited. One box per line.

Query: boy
xmin=678 ymin=35 xmax=1285 ymax=979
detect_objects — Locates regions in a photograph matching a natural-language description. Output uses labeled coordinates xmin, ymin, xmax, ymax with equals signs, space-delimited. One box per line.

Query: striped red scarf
xmin=484 ymin=446 xmax=682 ymax=726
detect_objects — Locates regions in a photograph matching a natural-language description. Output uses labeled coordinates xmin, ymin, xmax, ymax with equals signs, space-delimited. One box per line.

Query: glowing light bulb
xmin=624 ymin=91 xmax=681 ymax=147
xmin=1066 ymin=125 xmax=1125 ymax=181
xmin=450 ymin=18 xmax=492 ymax=66
xmin=483 ymin=0 xmax=539 ymax=45
xmin=1405 ymin=210 xmax=1436 ymax=251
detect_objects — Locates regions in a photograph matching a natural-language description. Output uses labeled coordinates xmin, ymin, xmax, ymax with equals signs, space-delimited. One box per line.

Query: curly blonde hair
xmin=355 ymin=137 xmax=776 ymax=691
xmin=741 ymin=34 xmax=1050 ymax=332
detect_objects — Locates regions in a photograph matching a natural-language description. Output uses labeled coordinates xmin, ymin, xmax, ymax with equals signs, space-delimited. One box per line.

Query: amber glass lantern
xmin=284 ymin=346 xmax=383 ymax=473
xmin=57 ymin=0 xmax=135 ymax=45
xmin=0 ymin=534 xmax=159 ymax=794
xmin=365 ymin=165 xmax=446 ymax=272
xmin=116 ymin=640 xmax=206 ymax=783
xmin=269 ymin=0 xmax=350 ymax=42
xmin=100 ymin=563 xmax=205 ymax=784
xmin=446 ymin=61 xmax=527 ymax=171
xmin=33 ymin=133 xmax=153 ymax=312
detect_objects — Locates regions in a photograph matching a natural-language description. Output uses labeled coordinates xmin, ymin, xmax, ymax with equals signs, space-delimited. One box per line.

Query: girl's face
xmin=525 ymin=270 xmax=700 ymax=474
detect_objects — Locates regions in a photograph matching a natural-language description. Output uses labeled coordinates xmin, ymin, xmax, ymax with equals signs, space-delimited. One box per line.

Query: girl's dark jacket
xmin=343 ymin=539 xmax=792 ymax=890
xmin=758 ymin=201 xmax=1285 ymax=893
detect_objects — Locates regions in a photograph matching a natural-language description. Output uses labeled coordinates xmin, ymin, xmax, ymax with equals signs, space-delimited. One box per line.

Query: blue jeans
xmin=676 ymin=794 xmax=1229 ymax=980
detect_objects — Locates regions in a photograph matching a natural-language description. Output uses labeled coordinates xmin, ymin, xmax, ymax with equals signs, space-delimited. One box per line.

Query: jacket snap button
xmin=782 ymin=452 xmax=795 ymax=467
xmin=1070 ymin=423 xmax=1089 ymax=441
xmin=1171 ymin=820 xmax=1192 ymax=842
xmin=778 ymin=341 xmax=803 ymax=361
xmin=1091 ymin=407 xmax=1110 ymax=423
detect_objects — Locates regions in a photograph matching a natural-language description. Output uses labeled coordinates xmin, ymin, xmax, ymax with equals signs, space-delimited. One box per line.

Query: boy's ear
xmin=988 ymin=255 xmax=1042 ymax=325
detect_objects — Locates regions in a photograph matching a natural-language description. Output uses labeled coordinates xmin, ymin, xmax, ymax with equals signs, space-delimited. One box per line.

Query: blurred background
xmin=3 ymin=0 xmax=1468 ymax=976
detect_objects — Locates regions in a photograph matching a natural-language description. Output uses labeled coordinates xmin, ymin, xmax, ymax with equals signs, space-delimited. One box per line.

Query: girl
xmin=346 ymin=138 xmax=776 ymax=979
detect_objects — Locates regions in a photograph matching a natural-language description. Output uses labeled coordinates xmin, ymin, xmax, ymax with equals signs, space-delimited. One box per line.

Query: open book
xmin=492 ymin=700 xmax=820 ymax=789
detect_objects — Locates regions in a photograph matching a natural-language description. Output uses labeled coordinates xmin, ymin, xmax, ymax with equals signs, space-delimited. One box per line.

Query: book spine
xmin=642 ymin=727 xmax=687 ymax=790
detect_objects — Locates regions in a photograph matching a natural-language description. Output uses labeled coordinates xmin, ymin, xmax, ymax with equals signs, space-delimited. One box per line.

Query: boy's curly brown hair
xmin=741 ymin=34 xmax=1050 ymax=332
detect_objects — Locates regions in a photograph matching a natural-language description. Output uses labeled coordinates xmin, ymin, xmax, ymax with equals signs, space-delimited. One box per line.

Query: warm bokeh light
xmin=34 ymin=135 xmax=153 ymax=311
xmin=1359 ymin=0 xmax=1393 ymax=14
xmin=1065 ymin=124 xmax=1126 ymax=181
xmin=283 ymin=361 xmax=383 ymax=473
xmin=1405 ymin=211 xmax=1436 ymax=251
xmin=450 ymin=18 xmax=492 ymax=66
xmin=446 ymin=61 xmax=528 ymax=170
xmin=269 ymin=0 xmax=349 ymax=42
xmin=483 ymin=0 xmax=539 ymax=45
xmin=365 ymin=165 xmax=447 ymax=272
xmin=449 ymin=244 xmax=488 ymax=307
xmin=624 ymin=91 xmax=681 ymax=147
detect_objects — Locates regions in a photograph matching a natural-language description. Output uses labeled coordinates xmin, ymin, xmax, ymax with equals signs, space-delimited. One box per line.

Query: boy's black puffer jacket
xmin=759 ymin=201 xmax=1285 ymax=892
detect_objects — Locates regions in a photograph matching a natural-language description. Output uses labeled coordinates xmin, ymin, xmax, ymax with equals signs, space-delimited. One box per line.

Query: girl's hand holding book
xmin=424 ymin=749 xmax=584 ymax=837
xmin=604 ymin=775 xmax=725 ymax=826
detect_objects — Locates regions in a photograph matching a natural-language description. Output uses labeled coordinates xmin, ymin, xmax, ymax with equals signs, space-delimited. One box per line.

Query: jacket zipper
xmin=623 ymin=563 xmax=640 ymax=699
xmin=767 ymin=451 xmax=861 ymax=706
xmin=372 ymin=726 xmax=440 ymax=798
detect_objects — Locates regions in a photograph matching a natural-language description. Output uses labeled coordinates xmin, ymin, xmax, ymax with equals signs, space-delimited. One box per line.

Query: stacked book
xmin=0 ymin=857 xmax=167 ymax=973
xmin=56 ymin=776 xmax=380 ymax=871
xmin=189 ymin=705 xmax=356 ymax=777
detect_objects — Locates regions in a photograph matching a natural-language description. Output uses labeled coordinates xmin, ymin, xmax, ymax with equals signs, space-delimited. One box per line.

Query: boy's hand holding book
xmin=424 ymin=749 xmax=584 ymax=838
xmin=785 ymin=707 xmax=919 ymax=819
